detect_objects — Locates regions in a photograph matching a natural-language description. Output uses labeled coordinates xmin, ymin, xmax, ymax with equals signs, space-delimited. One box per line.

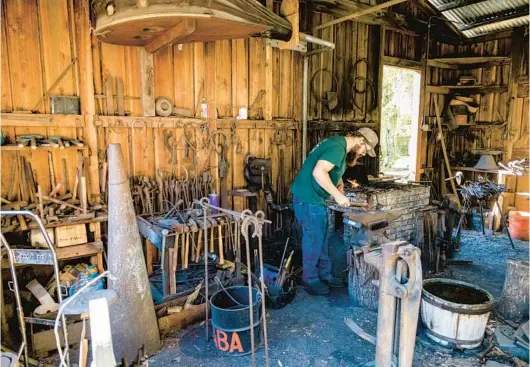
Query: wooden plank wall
xmin=1 ymin=0 xmax=302 ymax=214
xmin=421 ymin=32 xmax=529 ymax=211
xmin=306 ymin=12 xmax=421 ymax=175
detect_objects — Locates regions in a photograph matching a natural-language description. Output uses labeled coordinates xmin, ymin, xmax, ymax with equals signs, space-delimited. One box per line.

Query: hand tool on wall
xmin=17 ymin=135 xmax=43 ymax=149
xmin=48 ymin=151 xmax=57 ymax=189
xmin=49 ymin=136 xmax=65 ymax=149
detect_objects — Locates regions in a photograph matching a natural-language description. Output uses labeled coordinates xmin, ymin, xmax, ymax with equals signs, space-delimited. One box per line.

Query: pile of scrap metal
xmin=131 ymin=171 xmax=213 ymax=215
xmin=459 ymin=178 xmax=506 ymax=201
xmin=2 ymin=155 xmax=105 ymax=233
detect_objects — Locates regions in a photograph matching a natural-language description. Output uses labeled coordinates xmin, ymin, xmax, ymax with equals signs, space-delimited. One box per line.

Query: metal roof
xmin=427 ymin=0 xmax=529 ymax=38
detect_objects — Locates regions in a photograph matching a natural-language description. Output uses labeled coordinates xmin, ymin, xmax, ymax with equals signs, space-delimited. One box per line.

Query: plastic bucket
xmin=210 ymin=286 xmax=263 ymax=356
xmin=509 ymin=211 xmax=529 ymax=241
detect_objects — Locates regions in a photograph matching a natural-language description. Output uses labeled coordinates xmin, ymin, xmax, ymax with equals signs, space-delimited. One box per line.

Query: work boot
xmin=301 ymin=280 xmax=330 ymax=296
xmin=321 ymin=276 xmax=346 ymax=288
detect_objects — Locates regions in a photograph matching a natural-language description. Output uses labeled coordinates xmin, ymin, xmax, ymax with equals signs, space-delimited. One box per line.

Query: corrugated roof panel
xmin=463 ymin=15 xmax=530 ymax=37
xmin=427 ymin=0 xmax=529 ymax=37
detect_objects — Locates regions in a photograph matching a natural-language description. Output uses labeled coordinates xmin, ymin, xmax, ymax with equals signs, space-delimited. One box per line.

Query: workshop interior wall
xmin=0 ymin=0 xmax=302 ymax=213
xmin=421 ymin=32 xmax=529 ymax=211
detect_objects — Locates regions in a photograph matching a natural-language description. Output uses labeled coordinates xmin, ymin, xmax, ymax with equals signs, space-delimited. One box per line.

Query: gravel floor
xmin=148 ymin=230 xmax=529 ymax=367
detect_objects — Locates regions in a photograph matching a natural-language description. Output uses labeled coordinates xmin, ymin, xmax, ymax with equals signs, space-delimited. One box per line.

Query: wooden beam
xmin=145 ymin=19 xmax=196 ymax=54
xmin=313 ymin=0 xmax=408 ymax=31
xmin=75 ymin=0 xmax=100 ymax=202
xmin=382 ymin=55 xmax=422 ymax=69
xmin=138 ymin=48 xmax=155 ymax=116
xmin=434 ymin=98 xmax=461 ymax=208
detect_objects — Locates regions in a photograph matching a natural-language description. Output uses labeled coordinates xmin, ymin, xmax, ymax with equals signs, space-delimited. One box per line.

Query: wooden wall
xmin=421 ymin=30 xmax=529 ymax=211
xmin=1 ymin=0 xmax=302 ymax=214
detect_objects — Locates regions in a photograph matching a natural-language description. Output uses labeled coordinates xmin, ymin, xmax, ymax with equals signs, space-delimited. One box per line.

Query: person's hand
xmin=337 ymin=180 xmax=345 ymax=194
xmin=335 ymin=194 xmax=350 ymax=207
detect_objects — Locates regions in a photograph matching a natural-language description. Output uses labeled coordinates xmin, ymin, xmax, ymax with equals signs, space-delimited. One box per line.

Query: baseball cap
xmin=358 ymin=127 xmax=378 ymax=157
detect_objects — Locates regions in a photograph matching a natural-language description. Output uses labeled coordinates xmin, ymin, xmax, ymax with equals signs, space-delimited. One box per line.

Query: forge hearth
xmin=328 ymin=182 xmax=431 ymax=245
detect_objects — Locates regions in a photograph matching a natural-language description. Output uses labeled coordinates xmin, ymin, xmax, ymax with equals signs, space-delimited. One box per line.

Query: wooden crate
xmin=55 ymin=224 xmax=87 ymax=247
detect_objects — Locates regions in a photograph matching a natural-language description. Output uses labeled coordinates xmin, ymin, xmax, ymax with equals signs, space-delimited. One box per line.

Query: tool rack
xmin=136 ymin=210 xmax=241 ymax=303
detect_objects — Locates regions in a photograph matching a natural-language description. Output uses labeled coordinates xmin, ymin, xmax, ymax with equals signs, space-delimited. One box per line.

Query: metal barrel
xmin=421 ymin=278 xmax=493 ymax=349
xmin=210 ymin=286 xmax=263 ymax=356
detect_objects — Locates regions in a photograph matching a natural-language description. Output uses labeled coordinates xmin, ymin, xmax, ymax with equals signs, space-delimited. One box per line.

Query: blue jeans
xmin=293 ymin=198 xmax=331 ymax=283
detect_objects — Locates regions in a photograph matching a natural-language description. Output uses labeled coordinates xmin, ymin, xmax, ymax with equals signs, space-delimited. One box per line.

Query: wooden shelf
xmin=56 ymin=241 xmax=104 ymax=260
xmin=0 ymin=145 xmax=87 ymax=151
xmin=428 ymin=56 xmax=511 ymax=69
xmin=453 ymin=166 xmax=525 ymax=176
xmin=427 ymin=85 xmax=508 ymax=95
xmin=2 ymin=215 xmax=108 ymax=233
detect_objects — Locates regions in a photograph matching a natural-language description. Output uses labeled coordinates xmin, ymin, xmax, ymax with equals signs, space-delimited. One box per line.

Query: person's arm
xmin=337 ymin=178 xmax=344 ymax=194
xmin=312 ymin=160 xmax=350 ymax=206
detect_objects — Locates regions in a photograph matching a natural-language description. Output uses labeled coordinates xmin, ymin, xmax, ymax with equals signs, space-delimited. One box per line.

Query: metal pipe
xmin=1 ymin=210 xmax=67 ymax=366
xmin=299 ymin=33 xmax=335 ymax=163
xmin=0 ymin=232 xmax=29 ymax=367
xmin=300 ymin=33 xmax=335 ymax=50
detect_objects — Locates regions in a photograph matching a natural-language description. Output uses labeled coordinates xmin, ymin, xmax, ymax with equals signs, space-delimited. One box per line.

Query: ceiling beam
xmin=437 ymin=0 xmax=490 ymax=13
xmin=409 ymin=0 xmax=463 ymax=37
xmin=312 ymin=0 xmax=408 ymax=31
xmin=145 ymin=19 xmax=196 ymax=54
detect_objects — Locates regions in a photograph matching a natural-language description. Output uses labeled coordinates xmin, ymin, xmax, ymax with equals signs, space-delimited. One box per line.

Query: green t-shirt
xmin=290 ymin=136 xmax=347 ymax=206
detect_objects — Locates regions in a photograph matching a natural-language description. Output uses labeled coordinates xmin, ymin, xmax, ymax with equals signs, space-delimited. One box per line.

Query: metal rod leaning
xmin=199 ymin=197 xmax=210 ymax=341
xmin=241 ymin=210 xmax=257 ymax=367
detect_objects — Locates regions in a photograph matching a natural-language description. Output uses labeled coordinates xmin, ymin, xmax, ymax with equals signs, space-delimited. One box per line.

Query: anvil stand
xmin=365 ymin=242 xmax=422 ymax=367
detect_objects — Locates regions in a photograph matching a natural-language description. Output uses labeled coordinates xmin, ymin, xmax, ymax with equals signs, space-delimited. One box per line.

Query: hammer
xmin=217 ymin=217 xmax=225 ymax=265
xmin=207 ymin=218 xmax=218 ymax=253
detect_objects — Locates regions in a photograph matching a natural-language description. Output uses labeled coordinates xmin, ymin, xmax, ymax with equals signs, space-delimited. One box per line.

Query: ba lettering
xmin=212 ymin=329 xmax=244 ymax=353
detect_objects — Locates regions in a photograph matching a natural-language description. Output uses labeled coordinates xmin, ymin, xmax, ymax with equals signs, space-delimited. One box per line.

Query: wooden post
xmin=138 ymin=48 xmax=155 ymax=117
xmin=498 ymin=260 xmax=529 ymax=322
xmin=495 ymin=28 xmax=524 ymax=229
xmin=75 ymin=0 xmax=101 ymax=203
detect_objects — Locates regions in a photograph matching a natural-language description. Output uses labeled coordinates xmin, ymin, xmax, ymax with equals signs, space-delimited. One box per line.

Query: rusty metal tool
xmin=37 ymin=193 xmax=84 ymax=212
xmin=24 ymin=160 xmax=37 ymax=203
xmin=40 ymin=139 xmax=60 ymax=148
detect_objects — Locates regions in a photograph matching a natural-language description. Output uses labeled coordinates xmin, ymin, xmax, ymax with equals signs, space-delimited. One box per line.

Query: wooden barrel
xmin=421 ymin=279 xmax=493 ymax=349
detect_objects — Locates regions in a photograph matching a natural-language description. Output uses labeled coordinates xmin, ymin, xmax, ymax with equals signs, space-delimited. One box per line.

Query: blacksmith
xmin=290 ymin=128 xmax=379 ymax=295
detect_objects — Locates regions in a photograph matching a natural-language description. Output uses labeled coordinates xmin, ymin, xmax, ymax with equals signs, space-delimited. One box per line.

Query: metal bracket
xmin=266 ymin=38 xmax=307 ymax=52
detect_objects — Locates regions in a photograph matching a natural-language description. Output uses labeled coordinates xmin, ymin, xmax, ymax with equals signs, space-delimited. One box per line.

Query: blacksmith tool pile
xmin=498 ymin=158 xmax=529 ymax=176
xmin=131 ymin=170 xmax=213 ymax=215
xmin=1 ymin=154 xmax=104 ymax=232
xmin=458 ymin=178 xmax=506 ymax=201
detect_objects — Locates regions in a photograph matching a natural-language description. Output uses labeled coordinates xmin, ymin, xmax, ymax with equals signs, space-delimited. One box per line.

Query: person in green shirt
xmin=290 ymin=128 xmax=378 ymax=295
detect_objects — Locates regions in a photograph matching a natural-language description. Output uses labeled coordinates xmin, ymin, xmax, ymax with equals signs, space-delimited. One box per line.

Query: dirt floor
xmin=146 ymin=230 xmax=528 ymax=367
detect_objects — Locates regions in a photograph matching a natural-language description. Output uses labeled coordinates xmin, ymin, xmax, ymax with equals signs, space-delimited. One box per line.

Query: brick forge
xmin=334 ymin=183 xmax=431 ymax=247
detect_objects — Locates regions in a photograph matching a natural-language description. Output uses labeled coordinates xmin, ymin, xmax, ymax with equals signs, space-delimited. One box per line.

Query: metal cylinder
xmin=107 ymin=143 xmax=161 ymax=361
xmin=210 ymin=286 xmax=263 ymax=356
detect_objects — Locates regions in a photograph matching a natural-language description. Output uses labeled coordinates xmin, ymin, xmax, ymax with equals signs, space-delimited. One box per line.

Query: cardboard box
xmin=55 ymin=224 xmax=87 ymax=247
